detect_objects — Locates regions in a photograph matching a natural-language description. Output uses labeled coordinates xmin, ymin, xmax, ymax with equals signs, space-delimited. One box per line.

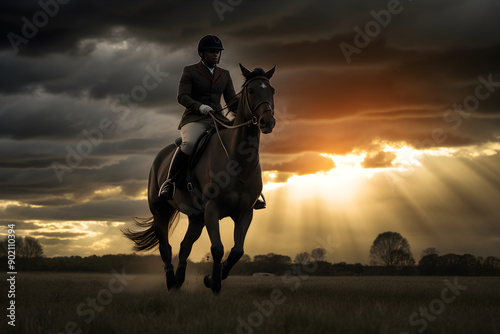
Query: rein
xmin=207 ymin=76 xmax=273 ymax=176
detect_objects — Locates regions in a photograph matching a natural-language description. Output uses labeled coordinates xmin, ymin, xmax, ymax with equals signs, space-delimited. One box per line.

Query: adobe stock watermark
xmin=339 ymin=0 xmax=412 ymax=64
xmin=226 ymin=235 xmax=340 ymax=334
xmin=213 ymin=0 xmax=243 ymax=22
xmin=399 ymin=277 xmax=467 ymax=334
xmin=51 ymin=64 xmax=169 ymax=182
xmin=7 ymin=0 xmax=71 ymax=55
xmin=384 ymin=73 xmax=500 ymax=191
xmin=50 ymin=268 xmax=135 ymax=334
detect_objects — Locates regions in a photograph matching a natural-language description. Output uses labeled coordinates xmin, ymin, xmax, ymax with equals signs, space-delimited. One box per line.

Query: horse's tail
xmin=122 ymin=208 xmax=180 ymax=251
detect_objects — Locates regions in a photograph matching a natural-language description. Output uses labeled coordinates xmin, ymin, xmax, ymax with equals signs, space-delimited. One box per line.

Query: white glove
xmin=226 ymin=111 xmax=236 ymax=121
xmin=199 ymin=104 xmax=214 ymax=115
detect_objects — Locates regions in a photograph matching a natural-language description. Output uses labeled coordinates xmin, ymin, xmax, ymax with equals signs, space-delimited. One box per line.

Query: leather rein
xmin=207 ymin=76 xmax=274 ymax=166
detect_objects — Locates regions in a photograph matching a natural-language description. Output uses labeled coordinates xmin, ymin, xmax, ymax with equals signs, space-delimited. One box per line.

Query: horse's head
xmin=239 ymin=64 xmax=276 ymax=134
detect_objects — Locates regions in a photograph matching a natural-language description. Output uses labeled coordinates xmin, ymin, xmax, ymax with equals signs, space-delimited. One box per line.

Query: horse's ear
xmin=265 ymin=65 xmax=276 ymax=79
xmin=239 ymin=63 xmax=251 ymax=78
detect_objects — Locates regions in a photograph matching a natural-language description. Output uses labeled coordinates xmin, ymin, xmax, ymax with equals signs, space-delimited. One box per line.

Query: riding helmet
xmin=198 ymin=35 xmax=225 ymax=53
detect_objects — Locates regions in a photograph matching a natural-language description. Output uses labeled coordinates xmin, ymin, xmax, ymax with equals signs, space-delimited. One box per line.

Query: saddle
xmin=174 ymin=126 xmax=223 ymax=171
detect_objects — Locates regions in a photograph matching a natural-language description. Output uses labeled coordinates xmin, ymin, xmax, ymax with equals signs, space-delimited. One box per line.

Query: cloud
xmin=29 ymin=231 xmax=88 ymax=239
xmin=263 ymin=152 xmax=335 ymax=175
xmin=362 ymin=151 xmax=397 ymax=168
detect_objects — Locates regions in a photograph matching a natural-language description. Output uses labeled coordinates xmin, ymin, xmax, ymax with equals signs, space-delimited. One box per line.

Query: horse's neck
xmin=226 ymin=121 xmax=260 ymax=164
xmin=227 ymin=110 xmax=260 ymax=175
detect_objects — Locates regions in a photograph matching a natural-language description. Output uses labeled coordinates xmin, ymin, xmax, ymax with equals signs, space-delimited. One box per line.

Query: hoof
xmin=211 ymin=263 xmax=222 ymax=294
xmin=166 ymin=270 xmax=179 ymax=290
xmin=204 ymin=274 xmax=212 ymax=288
xmin=203 ymin=274 xmax=221 ymax=293
xmin=175 ymin=266 xmax=186 ymax=288
xmin=211 ymin=282 xmax=221 ymax=294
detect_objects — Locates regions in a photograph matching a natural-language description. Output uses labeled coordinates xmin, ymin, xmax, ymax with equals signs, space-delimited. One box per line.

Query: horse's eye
xmin=248 ymin=88 xmax=253 ymax=94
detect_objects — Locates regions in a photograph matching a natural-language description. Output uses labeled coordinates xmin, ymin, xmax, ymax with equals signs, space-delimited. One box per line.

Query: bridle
xmin=207 ymin=76 xmax=275 ymax=167
xmin=208 ymin=76 xmax=274 ymax=129
xmin=241 ymin=76 xmax=275 ymax=123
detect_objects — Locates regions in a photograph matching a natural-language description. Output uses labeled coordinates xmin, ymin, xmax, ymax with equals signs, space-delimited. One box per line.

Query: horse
xmin=123 ymin=64 xmax=276 ymax=293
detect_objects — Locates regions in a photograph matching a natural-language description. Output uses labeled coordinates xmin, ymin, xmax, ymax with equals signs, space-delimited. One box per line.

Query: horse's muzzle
xmin=259 ymin=110 xmax=275 ymax=134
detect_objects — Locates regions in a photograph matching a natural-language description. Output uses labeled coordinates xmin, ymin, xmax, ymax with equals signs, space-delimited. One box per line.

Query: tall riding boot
xmin=158 ymin=147 xmax=189 ymax=200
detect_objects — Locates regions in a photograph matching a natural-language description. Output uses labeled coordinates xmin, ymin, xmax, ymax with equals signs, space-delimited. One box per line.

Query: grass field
xmin=5 ymin=272 xmax=500 ymax=334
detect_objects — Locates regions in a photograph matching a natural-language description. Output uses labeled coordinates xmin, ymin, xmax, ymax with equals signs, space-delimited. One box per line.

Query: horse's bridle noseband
xmin=242 ymin=76 xmax=275 ymax=124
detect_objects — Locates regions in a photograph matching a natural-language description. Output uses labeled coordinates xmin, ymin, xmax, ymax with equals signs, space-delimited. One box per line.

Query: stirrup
xmin=254 ymin=194 xmax=266 ymax=210
xmin=158 ymin=179 xmax=175 ymax=199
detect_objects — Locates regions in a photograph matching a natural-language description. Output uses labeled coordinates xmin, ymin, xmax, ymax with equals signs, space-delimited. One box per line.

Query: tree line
xmin=1 ymin=233 xmax=499 ymax=276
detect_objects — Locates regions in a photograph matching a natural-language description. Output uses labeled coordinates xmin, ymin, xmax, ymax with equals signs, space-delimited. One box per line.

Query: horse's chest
xmin=224 ymin=190 xmax=256 ymax=208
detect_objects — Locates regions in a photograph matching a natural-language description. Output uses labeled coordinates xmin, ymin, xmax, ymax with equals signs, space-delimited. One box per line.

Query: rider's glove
xmin=226 ymin=111 xmax=236 ymax=121
xmin=199 ymin=104 xmax=214 ymax=115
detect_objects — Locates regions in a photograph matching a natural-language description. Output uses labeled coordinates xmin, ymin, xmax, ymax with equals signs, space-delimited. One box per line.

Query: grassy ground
xmin=4 ymin=272 xmax=500 ymax=334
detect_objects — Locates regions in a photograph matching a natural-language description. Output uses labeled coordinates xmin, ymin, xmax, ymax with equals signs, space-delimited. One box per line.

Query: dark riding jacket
xmin=177 ymin=61 xmax=238 ymax=129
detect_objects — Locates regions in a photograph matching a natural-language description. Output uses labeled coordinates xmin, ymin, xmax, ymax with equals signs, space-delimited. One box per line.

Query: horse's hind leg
xmin=222 ymin=209 xmax=253 ymax=280
xmin=176 ymin=215 xmax=204 ymax=287
xmin=153 ymin=202 xmax=179 ymax=290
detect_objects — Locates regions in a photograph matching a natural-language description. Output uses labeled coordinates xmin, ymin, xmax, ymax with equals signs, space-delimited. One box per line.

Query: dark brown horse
xmin=124 ymin=64 xmax=276 ymax=293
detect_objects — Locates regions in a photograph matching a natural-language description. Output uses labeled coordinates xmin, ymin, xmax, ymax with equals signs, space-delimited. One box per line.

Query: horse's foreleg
xmin=154 ymin=210 xmax=178 ymax=290
xmin=222 ymin=209 xmax=253 ymax=280
xmin=204 ymin=201 xmax=223 ymax=293
xmin=176 ymin=215 xmax=204 ymax=287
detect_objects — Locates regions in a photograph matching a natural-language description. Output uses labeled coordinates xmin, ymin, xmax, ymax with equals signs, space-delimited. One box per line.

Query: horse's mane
xmin=242 ymin=68 xmax=267 ymax=86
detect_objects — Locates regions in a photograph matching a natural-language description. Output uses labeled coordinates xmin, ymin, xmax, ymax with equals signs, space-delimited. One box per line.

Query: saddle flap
xmin=188 ymin=128 xmax=218 ymax=170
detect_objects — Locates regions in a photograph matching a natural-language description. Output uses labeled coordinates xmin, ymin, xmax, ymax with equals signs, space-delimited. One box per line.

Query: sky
xmin=0 ymin=0 xmax=499 ymax=264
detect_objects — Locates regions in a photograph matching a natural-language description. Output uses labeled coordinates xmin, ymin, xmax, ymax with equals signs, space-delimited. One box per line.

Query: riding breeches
xmin=179 ymin=118 xmax=214 ymax=155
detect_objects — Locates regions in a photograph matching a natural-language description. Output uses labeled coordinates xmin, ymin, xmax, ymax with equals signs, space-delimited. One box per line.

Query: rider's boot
xmin=254 ymin=193 xmax=266 ymax=210
xmin=158 ymin=147 xmax=189 ymax=200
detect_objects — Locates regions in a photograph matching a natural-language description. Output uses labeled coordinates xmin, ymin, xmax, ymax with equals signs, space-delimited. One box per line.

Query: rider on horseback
xmin=159 ymin=35 xmax=266 ymax=209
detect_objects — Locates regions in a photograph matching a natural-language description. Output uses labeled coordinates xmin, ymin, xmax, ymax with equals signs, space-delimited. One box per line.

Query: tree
xmin=483 ymin=256 xmax=500 ymax=268
xmin=311 ymin=248 xmax=327 ymax=262
xmin=240 ymin=254 xmax=251 ymax=263
xmin=254 ymin=253 xmax=291 ymax=264
xmin=369 ymin=232 xmax=414 ymax=267
xmin=20 ymin=236 xmax=45 ymax=258
xmin=0 ymin=236 xmax=44 ymax=258
xmin=0 ymin=237 xmax=8 ymax=257
xmin=418 ymin=254 xmax=439 ymax=275
xmin=482 ymin=256 xmax=500 ymax=275
xmin=294 ymin=252 xmax=311 ymax=265
xmin=421 ymin=247 xmax=439 ymax=258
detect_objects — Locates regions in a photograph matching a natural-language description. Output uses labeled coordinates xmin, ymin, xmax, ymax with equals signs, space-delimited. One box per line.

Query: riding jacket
xmin=177 ymin=61 xmax=238 ymax=129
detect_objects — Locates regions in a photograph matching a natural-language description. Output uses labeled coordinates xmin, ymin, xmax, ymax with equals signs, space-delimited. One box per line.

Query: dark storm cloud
xmin=0 ymin=136 xmax=168 ymax=168
xmin=0 ymin=155 xmax=152 ymax=202
xmin=1 ymin=199 xmax=149 ymax=221
xmin=2 ymin=0 xmax=499 ymax=116
xmin=0 ymin=47 xmax=181 ymax=104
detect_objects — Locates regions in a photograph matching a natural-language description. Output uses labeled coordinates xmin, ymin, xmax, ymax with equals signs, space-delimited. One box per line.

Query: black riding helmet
xmin=198 ymin=35 xmax=224 ymax=64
